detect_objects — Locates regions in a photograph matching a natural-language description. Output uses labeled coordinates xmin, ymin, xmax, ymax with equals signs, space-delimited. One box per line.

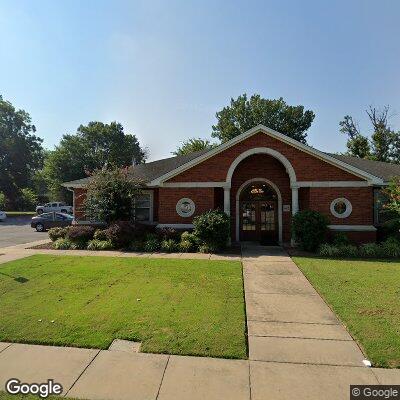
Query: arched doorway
xmin=237 ymin=179 xmax=281 ymax=244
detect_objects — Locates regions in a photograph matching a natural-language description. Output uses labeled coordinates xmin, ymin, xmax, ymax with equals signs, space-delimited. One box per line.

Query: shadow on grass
xmin=0 ymin=271 xmax=29 ymax=283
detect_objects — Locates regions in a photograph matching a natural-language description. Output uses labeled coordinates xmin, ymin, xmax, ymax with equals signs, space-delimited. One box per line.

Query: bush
xmin=53 ymin=238 xmax=74 ymax=250
xmin=156 ymin=227 xmax=180 ymax=241
xmin=318 ymin=244 xmax=341 ymax=257
xmin=66 ymin=225 xmax=95 ymax=247
xmin=104 ymin=221 xmax=135 ymax=247
xmin=193 ymin=210 xmax=230 ymax=251
xmin=360 ymin=243 xmax=382 ymax=258
xmin=18 ymin=188 xmax=38 ymax=211
xmin=93 ymin=229 xmax=108 ymax=241
xmin=179 ymin=240 xmax=194 ymax=253
xmin=48 ymin=227 xmax=68 ymax=242
xmin=87 ymin=239 xmax=114 ymax=251
xmin=181 ymin=231 xmax=199 ymax=245
xmin=381 ymin=237 xmax=400 ymax=258
xmin=128 ymin=240 xmax=145 ymax=252
xmin=0 ymin=192 xmax=5 ymax=209
xmin=144 ymin=236 xmax=160 ymax=252
xmin=292 ymin=210 xmax=329 ymax=251
xmin=338 ymin=245 xmax=359 ymax=258
xmin=332 ymin=232 xmax=351 ymax=246
xmin=198 ymin=243 xmax=217 ymax=254
xmin=160 ymin=239 xmax=178 ymax=253
xmin=380 ymin=218 xmax=400 ymax=242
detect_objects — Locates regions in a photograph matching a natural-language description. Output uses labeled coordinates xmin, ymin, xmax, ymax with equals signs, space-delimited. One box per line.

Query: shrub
xmin=53 ymin=238 xmax=74 ymax=250
xmin=337 ymin=245 xmax=359 ymax=258
xmin=144 ymin=236 xmax=160 ymax=252
xmin=360 ymin=243 xmax=382 ymax=258
xmin=198 ymin=243 xmax=217 ymax=254
xmin=332 ymin=232 xmax=351 ymax=246
xmin=48 ymin=227 xmax=68 ymax=242
xmin=292 ymin=210 xmax=329 ymax=251
xmin=380 ymin=218 xmax=400 ymax=241
xmin=66 ymin=225 xmax=95 ymax=247
xmin=0 ymin=192 xmax=5 ymax=209
xmin=318 ymin=244 xmax=341 ymax=257
xmin=381 ymin=237 xmax=400 ymax=258
xmin=93 ymin=229 xmax=108 ymax=241
xmin=156 ymin=227 xmax=180 ymax=241
xmin=18 ymin=188 xmax=38 ymax=211
xmin=160 ymin=239 xmax=178 ymax=253
xmin=179 ymin=240 xmax=194 ymax=253
xmin=87 ymin=239 xmax=114 ymax=251
xmin=181 ymin=231 xmax=199 ymax=245
xmin=128 ymin=240 xmax=145 ymax=252
xmin=104 ymin=221 xmax=135 ymax=247
xmin=193 ymin=210 xmax=230 ymax=251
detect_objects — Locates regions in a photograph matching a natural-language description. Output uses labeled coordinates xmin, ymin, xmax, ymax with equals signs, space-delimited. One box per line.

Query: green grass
xmin=0 ymin=255 xmax=246 ymax=359
xmin=0 ymin=392 xmax=69 ymax=400
xmin=293 ymin=256 xmax=400 ymax=368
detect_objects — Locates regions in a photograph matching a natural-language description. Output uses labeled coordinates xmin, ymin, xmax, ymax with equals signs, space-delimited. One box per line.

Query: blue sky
xmin=1 ymin=0 xmax=399 ymax=161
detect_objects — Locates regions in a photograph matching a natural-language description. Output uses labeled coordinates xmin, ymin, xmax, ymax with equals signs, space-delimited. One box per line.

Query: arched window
xmin=239 ymin=182 xmax=277 ymax=201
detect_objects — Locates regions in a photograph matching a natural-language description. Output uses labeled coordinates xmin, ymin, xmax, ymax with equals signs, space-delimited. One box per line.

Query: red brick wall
xmin=74 ymin=188 xmax=87 ymax=219
xmin=167 ymin=132 xmax=364 ymax=183
xmin=329 ymin=230 xmax=377 ymax=245
xmin=308 ymin=187 xmax=374 ymax=225
xmin=230 ymin=154 xmax=292 ymax=242
xmin=158 ymin=188 xmax=215 ymax=224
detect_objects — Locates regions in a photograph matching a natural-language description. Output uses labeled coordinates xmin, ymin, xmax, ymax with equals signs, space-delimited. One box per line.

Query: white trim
xmin=63 ymin=183 xmax=86 ymax=189
xmin=160 ymin=182 xmax=228 ymax=188
xmin=176 ymin=198 xmax=195 ymax=218
xmin=226 ymin=147 xmax=297 ymax=187
xmin=330 ymin=198 xmax=352 ymax=219
xmin=235 ymin=178 xmax=283 ymax=243
xmin=297 ymin=181 xmax=371 ymax=188
xmin=328 ymin=225 xmax=377 ymax=232
xmin=156 ymin=223 xmax=194 ymax=229
xmin=224 ymin=187 xmax=230 ymax=215
xmin=149 ymin=125 xmax=383 ymax=186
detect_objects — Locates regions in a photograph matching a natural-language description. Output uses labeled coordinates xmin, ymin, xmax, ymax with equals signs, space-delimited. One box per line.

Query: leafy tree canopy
xmin=172 ymin=137 xmax=217 ymax=156
xmin=340 ymin=106 xmax=400 ymax=163
xmin=44 ymin=121 xmax=147 ymax=201
xmin=212 ymin=94 xmax=315 ymax=144
xmin=0 ymin=94 xmax=44 ymax=208
xmin=84 ymin=167 xmax=143 ymax=223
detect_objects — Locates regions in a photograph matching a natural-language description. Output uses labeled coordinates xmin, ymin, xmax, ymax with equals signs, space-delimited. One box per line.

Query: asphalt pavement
xmin=0 ymin=216 xmax=48 ymax=248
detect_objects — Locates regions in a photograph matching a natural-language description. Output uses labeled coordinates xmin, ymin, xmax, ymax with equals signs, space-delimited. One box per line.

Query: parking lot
xmin=0 ymin=216 xmax=48 ymax=248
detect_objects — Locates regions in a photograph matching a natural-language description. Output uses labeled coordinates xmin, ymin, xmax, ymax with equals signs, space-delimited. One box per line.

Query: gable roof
xmin=147 ymin=125 xmax=384 ymax=185
xmin=63 ymin=125 xmax=400 ymax=188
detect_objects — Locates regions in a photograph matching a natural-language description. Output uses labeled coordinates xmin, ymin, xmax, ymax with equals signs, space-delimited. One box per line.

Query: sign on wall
xmin=283 ymin=204 xmax=291 ymax=212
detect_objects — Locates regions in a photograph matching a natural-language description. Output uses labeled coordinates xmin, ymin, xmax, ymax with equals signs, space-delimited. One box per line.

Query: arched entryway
xmin=236 ymin=178 xmax=283 ymax=244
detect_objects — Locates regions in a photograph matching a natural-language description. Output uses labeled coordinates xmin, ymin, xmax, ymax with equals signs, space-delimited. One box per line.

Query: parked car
xmin=36 ymin=202 xmax=73 ymax=215
xmin=31 ymin=212 xmax=73 ymax=232
xmin=0 ymin=211 xmax=6 ymax=221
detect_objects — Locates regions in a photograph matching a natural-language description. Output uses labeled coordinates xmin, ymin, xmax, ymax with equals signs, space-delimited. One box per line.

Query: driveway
xmin=0 ymin=216 xmax=48 ymax=248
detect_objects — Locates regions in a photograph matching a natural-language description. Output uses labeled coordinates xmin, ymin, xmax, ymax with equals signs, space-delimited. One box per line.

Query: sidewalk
xmin=0 ymin=242 xmax=399 ymax=399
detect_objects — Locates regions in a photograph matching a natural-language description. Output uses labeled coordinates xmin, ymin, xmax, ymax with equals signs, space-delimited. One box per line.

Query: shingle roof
xmin=62 ymin=149 xmax=210 ymax=187
xmin=63 ymin=145 xmax=400 ymax=188
xmin=327 ymin=154 xmax=400 ymax=182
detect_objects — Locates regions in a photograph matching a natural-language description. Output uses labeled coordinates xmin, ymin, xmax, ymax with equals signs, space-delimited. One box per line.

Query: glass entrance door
xmin=239 ymin=182 xmax=278 ymax=243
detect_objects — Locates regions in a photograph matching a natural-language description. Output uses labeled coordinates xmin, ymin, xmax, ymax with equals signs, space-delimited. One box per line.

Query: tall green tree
xmin=0 ymin=95 xmax=44 ymax=208
xmin=172 ymin=138 xmax=217 ymax=156
xmin=44 ymin=121 xmax=147 ymax=201
xmin=340 ymin=106 xmax=400 ymax=162
xmin=212 ymin=94 xmax=315 ymax=144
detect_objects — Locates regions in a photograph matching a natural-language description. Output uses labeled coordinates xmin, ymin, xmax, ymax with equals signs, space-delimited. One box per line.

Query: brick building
xmin=63 ymin=125 xmax=400 ymax=245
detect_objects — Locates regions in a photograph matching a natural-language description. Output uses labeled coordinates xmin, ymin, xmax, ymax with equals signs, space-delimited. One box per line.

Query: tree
xmin=172 ymin=138 xmax=217 ymax=156
xmin=0 ymin=95 xmax=44 ymax=208
xmin=212 ymin=94 xmax=315 ymax=144
xmin=340 ymin=106 xmax=400 ymax=162
xmin=383 ymin=176 xmax=400 ymax=215
xmin=84 ymin=167 xmax=143 ymax=223
xmin=44 ymin=121 xmax=147 ymax=202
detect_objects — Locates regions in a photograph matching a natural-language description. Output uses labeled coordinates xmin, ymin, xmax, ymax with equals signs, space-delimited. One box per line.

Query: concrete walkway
xmin=0 ymin=242 xmax=399 ymax=399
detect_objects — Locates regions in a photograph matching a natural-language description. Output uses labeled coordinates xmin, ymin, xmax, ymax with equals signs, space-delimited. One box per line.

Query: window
xmin=330 ymin=198 xmax=352 ymax=218
xmin=51 ymin=203 xmax=57 ymax=207
xmin=133 ymin=192 xmax=152 ymax=222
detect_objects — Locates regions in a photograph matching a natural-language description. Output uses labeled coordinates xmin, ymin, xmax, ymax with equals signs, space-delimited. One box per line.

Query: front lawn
xmin=293 ymin=256 xmax=400 ymax=368
xmin=0 ymin=255 xmax=246 ymax=359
